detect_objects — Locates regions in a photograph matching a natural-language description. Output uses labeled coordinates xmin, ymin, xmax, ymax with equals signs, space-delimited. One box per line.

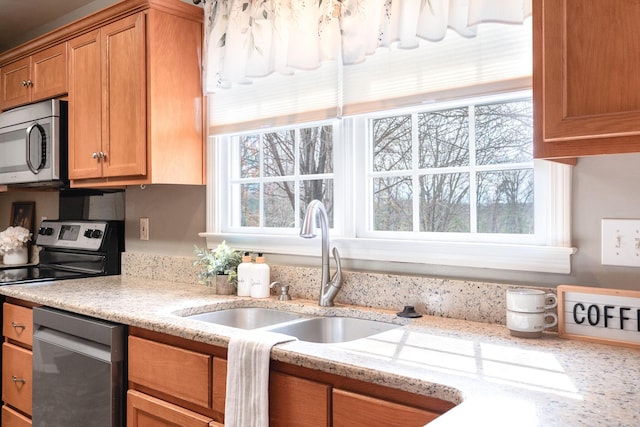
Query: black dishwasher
xmin=32 ymin=307 xmax=126 ymax=427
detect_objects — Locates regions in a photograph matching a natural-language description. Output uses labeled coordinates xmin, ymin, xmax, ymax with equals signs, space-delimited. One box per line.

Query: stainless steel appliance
xmin=0 ymin=99 xmax=67 ymax=186
xmin=0 ymin=219 xmax=123 ymax=285
xmin=32 ymin=307 xmax=126 ymax=427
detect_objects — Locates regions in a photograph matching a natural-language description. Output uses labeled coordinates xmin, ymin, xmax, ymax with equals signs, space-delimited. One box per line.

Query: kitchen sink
xmin=186 ymin=307 xmax=307 ymax=329
xmin=267 ymin=316 xmax=399 ymax=343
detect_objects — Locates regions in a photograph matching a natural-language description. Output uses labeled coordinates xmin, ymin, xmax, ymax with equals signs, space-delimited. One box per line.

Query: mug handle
xmin=544 ymin=312 xmax=558 ymax=329
xmin=545 ymin=293 xmax=558 ymax=310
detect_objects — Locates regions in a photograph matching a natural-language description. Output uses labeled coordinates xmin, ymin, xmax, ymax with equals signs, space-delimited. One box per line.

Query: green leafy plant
xmin=194 ymin=241 xmax=243 ymax=286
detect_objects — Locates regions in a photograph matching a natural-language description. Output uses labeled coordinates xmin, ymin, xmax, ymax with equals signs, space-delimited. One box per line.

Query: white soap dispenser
xmin=236 ymin=252 xmax=253 ymax=297
xmin=250 ymin=253 xmax=271 ymax=298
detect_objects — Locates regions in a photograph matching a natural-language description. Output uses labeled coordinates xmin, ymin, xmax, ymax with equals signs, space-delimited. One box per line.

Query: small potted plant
xmin=0 ymin=225 xmax=32 ymax=265
xmin=194 ymin=241 xmax=242 ymax=294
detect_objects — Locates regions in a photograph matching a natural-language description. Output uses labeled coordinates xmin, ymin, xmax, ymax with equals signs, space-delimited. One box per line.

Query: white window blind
xmin=209 ymin=19 xmax=532 ymax=134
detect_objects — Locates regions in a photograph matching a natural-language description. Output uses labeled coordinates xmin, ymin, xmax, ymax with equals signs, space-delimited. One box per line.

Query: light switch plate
xmin=601 ymin=219 xmax=640 ymax=267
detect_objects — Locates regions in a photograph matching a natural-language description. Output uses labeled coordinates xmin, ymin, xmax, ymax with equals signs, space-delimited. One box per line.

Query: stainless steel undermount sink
xmin=267 ymin=316 xmax=399 ymax=343
xmin=184 ymin=307 xmax=400 ymax=343
xmin=186 ymin=307 xmax=306 ymax=329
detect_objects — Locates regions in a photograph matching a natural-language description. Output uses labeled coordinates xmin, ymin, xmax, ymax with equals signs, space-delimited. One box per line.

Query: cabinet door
xmin=534 ymin=0 xmax=640 ymax=158
xmin=333 ymin=389 xmax=439 ymax=427
xmin=0 ymin=58 xmax=30 ymax=110
xmin=128 ymin=336 xmax=211 ymax=409
xmin=212 ymin=359 xmax=330 ymax=426
xmin=1 ymin=343 xmax=32 ymax=416
xmin=30 ymin=43 xmax=67 ymax=102
xmin=101 ymin=13 xmax=147 ymax=178
xmin=68 ymin=29 xmax=103 ymax=179
xmin=127 ymin=390 xmax=213 ymax=427
xmin=270 ymin=371 xmax=330 ymax=427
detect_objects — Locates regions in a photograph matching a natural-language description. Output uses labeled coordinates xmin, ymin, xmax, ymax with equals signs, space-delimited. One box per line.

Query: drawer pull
xmin=11 ymin=322 xmax=26 ymax=331
xmin=11 ymin=376 xmax=26 ymax=385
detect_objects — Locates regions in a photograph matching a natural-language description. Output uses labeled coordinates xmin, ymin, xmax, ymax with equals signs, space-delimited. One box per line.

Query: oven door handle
xmin=25 ymin=122 xmax=47 ymax=174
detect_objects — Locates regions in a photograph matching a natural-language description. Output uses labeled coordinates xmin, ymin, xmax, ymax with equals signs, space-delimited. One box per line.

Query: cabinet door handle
xmin=92 ymin=151 xmax=104 ymax=159
xmin=21 ymin=80 xmax=32 ymax=87
xmin=11 ymin=322 xmax=26 ymax=331
xmin=11 ymin=376 xmax=26 ymax=385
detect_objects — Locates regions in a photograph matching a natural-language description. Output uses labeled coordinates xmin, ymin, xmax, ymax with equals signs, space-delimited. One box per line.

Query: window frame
xmin=204 ymin=92 xmax=575 ymax=274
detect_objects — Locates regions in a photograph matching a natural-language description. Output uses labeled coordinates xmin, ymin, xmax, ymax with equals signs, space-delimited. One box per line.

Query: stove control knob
xmin=84 ymin=229 xmax=93 ymax=238
xmin=38 ymin=227 xmax=47 ymax=235
xmin=91 ymin=229 xmax=103 ymax=239
xmin=42 ymin=227 xmax=54 ymax=236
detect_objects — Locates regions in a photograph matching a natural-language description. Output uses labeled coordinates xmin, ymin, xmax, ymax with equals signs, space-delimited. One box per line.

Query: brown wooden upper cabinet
xmin=533 ymin=0 xmax=640 ymax=159
xmin=67 ymin=4 xmax=204 ymax=187
xmin=0 ymin=43 xmax=67 ymax=111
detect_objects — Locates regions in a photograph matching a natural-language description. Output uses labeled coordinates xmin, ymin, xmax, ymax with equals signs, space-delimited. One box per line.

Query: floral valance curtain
xmin=203 ymin=0 xmax=532 ymax=93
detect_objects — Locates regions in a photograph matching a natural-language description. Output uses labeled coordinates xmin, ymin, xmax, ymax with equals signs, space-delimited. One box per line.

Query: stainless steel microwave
xmin=0 ymin=99 xmax=68 ymax=186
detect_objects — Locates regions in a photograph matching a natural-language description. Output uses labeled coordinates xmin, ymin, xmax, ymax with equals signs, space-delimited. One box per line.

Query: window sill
xmin=200 ymin=233 xmax=576 ymax=274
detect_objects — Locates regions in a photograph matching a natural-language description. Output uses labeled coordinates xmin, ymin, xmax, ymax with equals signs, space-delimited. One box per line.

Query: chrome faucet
xmin=300 ymin=200 xmax=343 ymax=307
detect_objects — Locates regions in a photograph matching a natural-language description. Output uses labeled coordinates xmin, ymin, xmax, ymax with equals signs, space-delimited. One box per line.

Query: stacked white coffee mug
xmin=506 ymin=289 xmax=558 ymax=338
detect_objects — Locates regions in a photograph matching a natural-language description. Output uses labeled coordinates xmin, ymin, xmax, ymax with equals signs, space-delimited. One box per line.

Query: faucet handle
xmin=330 ymin=247 xmax=342 ymax=285
xmin=270 ymin=281 xmax=292 ymax=301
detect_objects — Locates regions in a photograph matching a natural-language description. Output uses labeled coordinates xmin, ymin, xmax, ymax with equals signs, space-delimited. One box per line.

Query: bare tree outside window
xmin=371 ymin=98 xmax=533 ymax=235
xmin=234 ymin=125 xmax=334 ymax=229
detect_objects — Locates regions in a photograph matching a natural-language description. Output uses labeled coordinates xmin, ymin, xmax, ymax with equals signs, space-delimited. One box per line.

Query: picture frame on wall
xmin=10 ymin=201 xmax=35 ymax=234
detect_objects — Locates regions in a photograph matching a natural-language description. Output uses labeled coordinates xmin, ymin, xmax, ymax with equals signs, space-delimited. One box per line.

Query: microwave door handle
xmin=25 ymin=122 xmax=47 ymax=174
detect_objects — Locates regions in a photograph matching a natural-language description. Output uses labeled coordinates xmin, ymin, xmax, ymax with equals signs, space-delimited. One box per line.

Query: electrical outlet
xmin=601 ymin=219 xmax=640 ymax=267
xmin=139 ymin=217 xmax=149 ymax=241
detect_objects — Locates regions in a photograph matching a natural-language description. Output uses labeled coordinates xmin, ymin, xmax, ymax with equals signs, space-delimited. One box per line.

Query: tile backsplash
xmin=122 ymin=252 xmax=557 ymax=325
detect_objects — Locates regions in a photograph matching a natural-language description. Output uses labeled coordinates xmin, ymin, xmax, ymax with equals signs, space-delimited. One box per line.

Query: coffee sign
xmin=558 ymin=285 xmax=640 ymax=349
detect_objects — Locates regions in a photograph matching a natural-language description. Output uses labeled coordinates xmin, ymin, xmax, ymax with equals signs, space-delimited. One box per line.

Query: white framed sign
xmin=558 ymin=285 xmax=640 ymax=349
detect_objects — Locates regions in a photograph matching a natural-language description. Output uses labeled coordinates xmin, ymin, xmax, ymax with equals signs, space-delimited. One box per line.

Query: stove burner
xmin=0 ymin=266 xmax=87 ymax=285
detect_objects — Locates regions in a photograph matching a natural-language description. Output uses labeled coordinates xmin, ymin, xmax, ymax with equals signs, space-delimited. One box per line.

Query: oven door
xmin=0 ymin=100 xmax=63 ymax=185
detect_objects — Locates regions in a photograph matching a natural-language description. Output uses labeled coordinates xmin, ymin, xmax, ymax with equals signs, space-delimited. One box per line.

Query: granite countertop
xmin=0 ymin=275 xmax=637 ymax=427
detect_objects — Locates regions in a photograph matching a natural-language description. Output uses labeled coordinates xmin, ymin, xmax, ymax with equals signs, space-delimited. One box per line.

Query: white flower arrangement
xmin=0 ymin=226 xmax=32 ymax=255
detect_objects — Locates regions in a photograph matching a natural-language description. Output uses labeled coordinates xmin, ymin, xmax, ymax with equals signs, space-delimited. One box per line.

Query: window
xmin=207 ymin=91 xmax=574 ymax=274
xmin=204 ymin=16 xmax=575 ymax=274
xmin=228 ymin=125 xmax=335 ymax=230
xmin=367 ymin=97 xmax=533 ymax=235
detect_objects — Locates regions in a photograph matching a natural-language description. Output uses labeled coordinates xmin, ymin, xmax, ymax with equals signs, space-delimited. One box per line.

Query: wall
xmin=124 ymin=185 xmax=206 ymax=256
xmin=0 ymin=191 xmax=59 ymax=231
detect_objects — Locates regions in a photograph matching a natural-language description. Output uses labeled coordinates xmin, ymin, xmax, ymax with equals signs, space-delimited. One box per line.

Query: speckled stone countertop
xmin=1 ymin=275 xmax=638 ymax=427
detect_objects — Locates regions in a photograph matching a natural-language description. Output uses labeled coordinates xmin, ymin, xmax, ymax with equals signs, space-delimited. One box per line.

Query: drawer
xmin=1 ymin=405 xmax=31 ymax=427
xmin=2 ymin=343 xmax=32 ymax=416
xmin=3 ymin=303 xmax=33 ymax=347
xmin=333 ymin=389 xmax=439 ymax=427
xmin=127 ymin=390 xmax=213 ymax=427
xmin=128 ymin=336 xmax=211 ymax=408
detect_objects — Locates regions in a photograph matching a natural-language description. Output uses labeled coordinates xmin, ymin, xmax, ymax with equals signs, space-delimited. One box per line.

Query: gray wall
xmin=0 ymin=191 xmax=59 ymax=231
xmin=124 ymin=185 xmax=207 ymax=255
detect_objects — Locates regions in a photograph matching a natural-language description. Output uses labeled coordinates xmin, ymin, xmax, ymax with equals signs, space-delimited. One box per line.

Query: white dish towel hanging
xmin=225 ymin=330 xmax=297 ymax=427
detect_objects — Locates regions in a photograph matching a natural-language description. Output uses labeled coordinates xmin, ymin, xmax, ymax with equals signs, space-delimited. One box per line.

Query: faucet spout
xmin=300 ymin=200 xmax=343 ymax=307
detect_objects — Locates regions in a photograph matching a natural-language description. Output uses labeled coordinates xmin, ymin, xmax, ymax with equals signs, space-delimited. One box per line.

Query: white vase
xmin=3 ymin=246 xmax=28 ymax=265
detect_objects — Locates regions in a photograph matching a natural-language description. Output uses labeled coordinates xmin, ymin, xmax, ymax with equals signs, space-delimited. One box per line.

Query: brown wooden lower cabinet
xmin=127 ymin=390 xmax=221 ymax=427
xmin=128 ymin=327 xmax=454 ymax=427
xmin=1 ymin=405 xmax=31 ymax=427
xmin=333 ymin=388 xmax=440 ymax=427
xmin=2 ymin=343 xmax=32 ymax=416
xmin=212 ymin=358 xmax=330 ymax=426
